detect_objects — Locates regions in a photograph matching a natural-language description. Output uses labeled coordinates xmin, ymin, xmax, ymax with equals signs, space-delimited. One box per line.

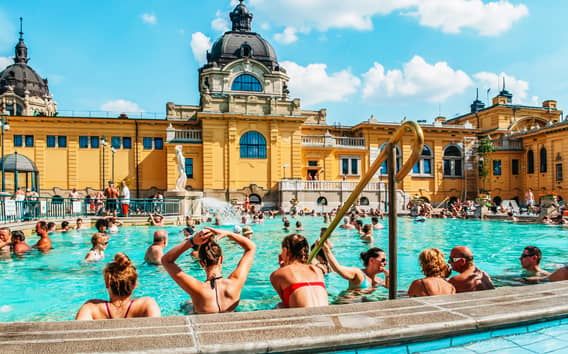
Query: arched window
xmin=240 ymin=131 xmax=267 ymax=159
xmin=379 ymin=144 xmax=401 ymax=175
xmin=249 ymin=194 xmax=262 ymax=204
xmin=443 ymin=145 xmax=463 ymax=177
xmin=412 ymin=145 xmax=433 ymax=176
xmin=231 ymin=74 xmax=263 ymax=92
xmin=527 ymin=150 xmax=534 ymax=174
xmin=360 ymin=197 xmax=370 ymax=206
xmin=540 ymin=146 xmax=547 ymax=173
xmin=316 ymin=197 xmax=328 ymax=206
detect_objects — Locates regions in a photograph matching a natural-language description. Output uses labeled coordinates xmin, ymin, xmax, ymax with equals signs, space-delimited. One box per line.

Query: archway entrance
xmin=0 ymin=152 xmax=40 ymax=194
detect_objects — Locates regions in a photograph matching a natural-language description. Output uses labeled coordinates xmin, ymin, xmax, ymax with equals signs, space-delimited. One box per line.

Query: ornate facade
xmin=0 ymin=3 xmax=565 ymax=210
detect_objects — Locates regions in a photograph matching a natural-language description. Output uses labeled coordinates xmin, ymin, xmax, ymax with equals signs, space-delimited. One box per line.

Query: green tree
xmin=477 ymin=136 xmax=495 ymax=193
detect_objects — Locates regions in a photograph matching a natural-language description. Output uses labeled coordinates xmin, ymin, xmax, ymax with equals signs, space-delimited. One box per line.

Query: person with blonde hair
xmin=408 ymin=248 xmax=455 ymax=297
xmin=270 ymin=234 xmax=328 ymax=308
xmin=85 ymin=233 xmax=109 ymax=262
xmin=76 ymin=253 xmax=160 ymax=320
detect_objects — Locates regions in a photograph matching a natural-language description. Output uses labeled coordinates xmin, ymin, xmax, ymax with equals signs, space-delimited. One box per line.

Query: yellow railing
xmin=308 ymin=121 xmax=425 ymax=262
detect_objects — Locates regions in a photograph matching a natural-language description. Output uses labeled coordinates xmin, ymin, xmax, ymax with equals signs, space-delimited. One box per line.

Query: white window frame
xmin=340 ymin=156 xmax=361 ymax=176
xmin=412 ymin=144 xmax=434 ymax=177
xmin=443 ymin=144 xmax=464 ymax=178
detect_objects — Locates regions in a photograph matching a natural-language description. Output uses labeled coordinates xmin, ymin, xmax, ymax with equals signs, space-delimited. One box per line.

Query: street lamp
xmin=110 ymin=147 xmax=116 ymax=183
xmin=1 ymin=111 xmax=10 ymax=192
xmin=101 ymin=136 xmax=107 ymax=189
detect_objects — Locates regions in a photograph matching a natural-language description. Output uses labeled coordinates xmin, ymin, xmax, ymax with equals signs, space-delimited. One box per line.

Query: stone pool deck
xmin=0 ymin=281 xmax=567 ymax=354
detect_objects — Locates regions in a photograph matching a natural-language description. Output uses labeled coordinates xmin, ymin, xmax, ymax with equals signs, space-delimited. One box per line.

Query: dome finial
xmin=15 ymin=17 xmax=29 ymax=64
xmin=230 ymin=0 xmax=253 ymax=32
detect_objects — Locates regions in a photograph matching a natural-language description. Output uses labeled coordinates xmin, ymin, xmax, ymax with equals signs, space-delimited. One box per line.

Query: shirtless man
xmin=144 ymin=230 xmax=168 ymax=265
xmin=520 ymin=246 xmax=550 ymax=277
xmin=339 ymin=217 xmax=355 ymax=230
xmin=104 ymin=181 xmax=119 ymax=216
xmin=448 ymin=246 xmax=494 ymax=293
xmin=149 ymin=213 xmax=165 ymax=226
xmin=34 ymin=221 xmax=52 ymax=253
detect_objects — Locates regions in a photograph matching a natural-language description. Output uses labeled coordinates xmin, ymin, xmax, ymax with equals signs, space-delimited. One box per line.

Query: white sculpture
xmin=175 ymin=145 xmax=187 ymax=192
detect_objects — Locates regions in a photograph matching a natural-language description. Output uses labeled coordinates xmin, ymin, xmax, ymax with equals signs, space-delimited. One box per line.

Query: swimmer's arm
xmin=208 ymin=228 xmax=256 ymax=287
xmin=162 ymin=239 xmax=203 ymax=296
xmin=322 ymin=244 xmax=360 ymax=282
xmin=75 ymin=302 xmax=95 ymax=320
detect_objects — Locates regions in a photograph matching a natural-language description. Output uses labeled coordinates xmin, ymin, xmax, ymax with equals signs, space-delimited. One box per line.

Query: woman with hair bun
xmin=162 ymin=227 xmax=256 ymax=314
xmin=270 ymin=234 xmax=328 ymax=308
xmin=322 ymin=242 xmax=389 ymax=290
xmin=76 ymin=253 xmax=160 ymax=320
xmin=408 ymin=248 xmax=455 ymax=297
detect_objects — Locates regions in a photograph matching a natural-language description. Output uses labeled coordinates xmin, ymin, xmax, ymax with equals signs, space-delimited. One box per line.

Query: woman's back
xmin=76 ymin=297 xmax=159 ymax=320
xmin=272 ymin=263 xmax=328 ymax=308
xmin=408 ymin=277 xmax=455 ymax=297
xmin=191 ymin=278 xmax=241 ymax=314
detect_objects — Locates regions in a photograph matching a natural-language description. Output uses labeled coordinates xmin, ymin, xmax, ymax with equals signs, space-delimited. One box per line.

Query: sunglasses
xmin=519 ymin=254 xmax=534 ymax=260
xmin=376 ymin=258 xmax=387 ymax=263
xmin=448 ymin=257 xmax=466 ymax=263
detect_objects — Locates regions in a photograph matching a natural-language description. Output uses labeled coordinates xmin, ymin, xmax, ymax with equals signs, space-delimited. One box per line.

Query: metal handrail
xmin=308 ymin=121 xmax=424 ymax=299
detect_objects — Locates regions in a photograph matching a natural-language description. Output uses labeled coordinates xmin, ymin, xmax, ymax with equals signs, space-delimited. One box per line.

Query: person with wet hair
xmin=371 ymin=216 xmax=384 ymax=230
xmin=60 ymin=221 xmax=72 ymax=233
xmin=0 ymin=227 xmax=11 ymax=256
xmin=360 ymin=224 xmax=373 ymax=242
xmin=162 ymin=227 xmax=256 ymax=314
xmin=76 ymin=253 xmax=160 ymax=320
xmin=34 ymin=221 xmax=52 ymax=253
xmin=85 ymin=233 xmax=109 ymax=262
xmin=95 ymin=218 xmax=108 ymax=233
xmin=144 ymin=230 xmax=168 ymax=265
xmin=408 ymin=248 xmax=455 ymax=297
xmin=322 ymin=242 xmax=388 ymax=290
xmin=519 ymin=246 xmax=550 ymax=277
xmin=11 ymin=230 xmax=31 ymax=255
xmin=46 ymin=222 xmax=56 ymax=234
xmin=270 ymin=234 xmax=328 ymax=308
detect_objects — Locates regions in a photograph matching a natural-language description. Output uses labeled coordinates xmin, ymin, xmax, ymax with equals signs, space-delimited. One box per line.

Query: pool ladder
xmin=309 ymin=121 xmax=425 ymax=300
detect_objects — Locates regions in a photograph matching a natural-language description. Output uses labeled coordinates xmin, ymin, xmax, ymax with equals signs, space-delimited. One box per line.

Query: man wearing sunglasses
xmin=519 ymin=246 xmax=550 ymax=277
xmin=448 ymin=246 xmax=494 ymax=293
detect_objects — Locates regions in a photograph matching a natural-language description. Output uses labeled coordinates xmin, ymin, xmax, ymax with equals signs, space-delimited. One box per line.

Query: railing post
xmin=388 ymin=143 xmax=398 ymax=300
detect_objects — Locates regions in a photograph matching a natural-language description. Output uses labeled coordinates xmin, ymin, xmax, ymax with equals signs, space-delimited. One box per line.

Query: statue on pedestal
xmin=175 ymin=145 xmax=187 ymax=192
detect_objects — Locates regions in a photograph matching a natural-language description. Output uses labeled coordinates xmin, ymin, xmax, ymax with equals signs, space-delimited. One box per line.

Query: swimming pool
xmin=0 ymin=217 xmax=566 ymax=322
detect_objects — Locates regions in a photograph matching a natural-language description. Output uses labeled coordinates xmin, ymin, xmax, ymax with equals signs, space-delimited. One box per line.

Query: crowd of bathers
xmin=0 ymin=206 xmax=566 ymax=321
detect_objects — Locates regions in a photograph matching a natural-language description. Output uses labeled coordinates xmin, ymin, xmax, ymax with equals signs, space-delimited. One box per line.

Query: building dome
xmin=0 ymin=18 xmax=50 ymax=99
xmin=205 ymin=0 xmax=280 ymax=71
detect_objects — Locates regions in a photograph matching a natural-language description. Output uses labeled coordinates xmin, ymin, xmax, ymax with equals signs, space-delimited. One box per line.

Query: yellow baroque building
xmin=0 ymin=3 xmax=564 ymax=210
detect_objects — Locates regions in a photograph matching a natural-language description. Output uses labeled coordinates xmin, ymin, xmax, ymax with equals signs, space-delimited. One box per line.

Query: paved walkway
xmin=0 ymin=281 xmax=567 ymax=353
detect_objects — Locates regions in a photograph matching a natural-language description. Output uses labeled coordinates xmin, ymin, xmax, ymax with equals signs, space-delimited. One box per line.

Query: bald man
xmin=448 ymin=246 xmax=494 ymax=293
xmin=144 ymin=230 xmax=168 ymax=265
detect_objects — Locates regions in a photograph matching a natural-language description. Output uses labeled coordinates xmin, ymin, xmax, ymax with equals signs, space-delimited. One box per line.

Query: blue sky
xmin=1 ymin=0 xmax=566 ymax=124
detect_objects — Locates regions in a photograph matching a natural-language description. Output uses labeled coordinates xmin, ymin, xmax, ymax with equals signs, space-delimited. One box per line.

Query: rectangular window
xmin=443 ymin=160 xmax=451 ymax=176
xmin=493 ymin=160 xmax=502 ymax=176
xmin=79 ymin=136 xmax=89 ymax=148
xmin=111 ymin=136 xmax=121 ymax=149
xmin=25 ymin=135 xmax=34 ymax=147
xmin=512 ymin=159 xmax=520 ymax=175
xmin=143 ymin=137 xmax=153 ymax=150
xmin=185 ymin=158 xmax=193 ymax=178
xmin=46 ymin=135 xmax=56 ymax=148
xmin=351 ymin=159 xmax=359 ymax=175
xmin=58 ymin=136 xmax=67 ymax=148
xmin=341 ymin=158 xmax=349 ymax=175
xmin=308 ymin=160 xmax=318 ymax=167
xmin=412 ymin=163 xmax=420 ymax=174
xmin=423 ymin=159 xmax=432 ymax=175
xmin=90 ymin=136 xmax=100 ymax=149
xmin=123 ymin=137 xmax=132 ymax=149
xmin=14 ymin=135 xmax=23 ymax=147
xmin=556 ymin=163 xmax=563 ymax=182
xmin=154 ymin=137 xmax=164 ymax=150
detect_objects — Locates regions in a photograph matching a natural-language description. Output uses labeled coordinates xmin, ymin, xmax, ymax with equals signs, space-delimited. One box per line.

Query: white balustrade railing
xmin=166 ymin=128 xmax=202 ymax=143
xmin=301 ymin=135 xmax=366 ymax=149
xmin=279 ymin=179 xmax=385 ymax=192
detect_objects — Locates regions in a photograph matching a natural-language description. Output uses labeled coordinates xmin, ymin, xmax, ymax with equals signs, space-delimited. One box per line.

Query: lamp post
xmin=110 ymin=147 xmax=116 ymax=183
xmin=101 ymin=136 xmax=107 ymax=189
xmin=1 ymin=111 xmax=10 ymax=192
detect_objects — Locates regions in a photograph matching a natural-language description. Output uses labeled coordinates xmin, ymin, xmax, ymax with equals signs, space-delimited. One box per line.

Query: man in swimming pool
xmin=448 ymin=246 xmax=494 ymax=293
xmin=519 ymin=246 xmax=550 ymax=277
xmin=144 ymin=230 xmax=168 ymax=265
xmin=0 ymin=227 xmax=12 ymax=257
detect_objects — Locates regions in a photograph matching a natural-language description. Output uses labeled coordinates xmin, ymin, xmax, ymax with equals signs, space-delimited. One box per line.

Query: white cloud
xmin=281 ymin=60 xmax=360 ymax=106
xmin=408 ymin=0 xmax=529 ymax=36
xmin=211 ymin=11 xmax=229 ymax=33
xmin=247 ymin=0 xmax=527 ymax=40
xmin=474 ymin=72 xmax=529 ymax=103
xmin=362 ymin=55 xmax=472 ymax=102
xmin=0 ymin=57 xmax=11 ymax=70
xmin=141 ymin=13 xmax=157 ymax=25
xmin=101 ymin=99 xmax=143 ymax=113
xmin=274 ymin=27 xmax=298 ymax=45
xmin=190 ymin=32 xmax=212 ymax=65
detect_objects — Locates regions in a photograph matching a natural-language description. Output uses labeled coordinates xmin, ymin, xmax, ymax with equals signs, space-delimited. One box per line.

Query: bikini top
xmin=105 ymin=300 xmax=134 ymax=319
xmin=281 ymin=281 xmax=326 ymax=308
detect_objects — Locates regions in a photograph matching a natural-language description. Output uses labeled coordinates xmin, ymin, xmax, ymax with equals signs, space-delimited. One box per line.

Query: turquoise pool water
xmin=0 ymin=217 xmax=566 ymax=322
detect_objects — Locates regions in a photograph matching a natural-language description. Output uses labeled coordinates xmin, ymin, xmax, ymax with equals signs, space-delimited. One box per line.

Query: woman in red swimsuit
xmin=270 ymin=234 xmax=328 ymax=308
xmin=75 ymin=253 xmax=161 ymax=320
